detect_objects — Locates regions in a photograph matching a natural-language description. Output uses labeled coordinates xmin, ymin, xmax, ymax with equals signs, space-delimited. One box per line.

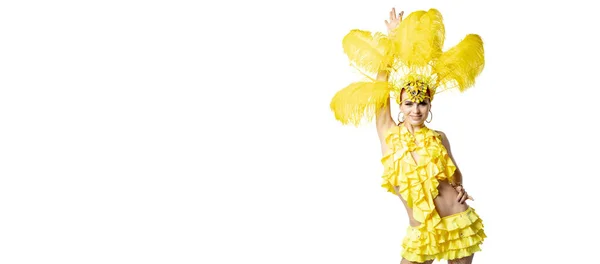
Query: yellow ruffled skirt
xmin=401 ymin=207 xmax=486 ymax=262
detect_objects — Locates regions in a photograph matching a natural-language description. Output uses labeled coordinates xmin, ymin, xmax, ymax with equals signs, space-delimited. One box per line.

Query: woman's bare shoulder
xmin=434 ymin=130 xmax=455 ymax=151
xmin=434 ymin=129 xmax=447 ymax=138
xmin=377 ymin=120 xmax=397 ymax=141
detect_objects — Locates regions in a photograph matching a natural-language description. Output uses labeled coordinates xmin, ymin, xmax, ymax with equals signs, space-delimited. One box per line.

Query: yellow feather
xmin=330 ymin=81 xmax=391 ymax=126
xmin=342 ymin=29 xmax=394 ymax=76
xmin=434 ymin=34 xmax=485 ymax=92
xmin=392 ymin=9 xmax=445 ymax=68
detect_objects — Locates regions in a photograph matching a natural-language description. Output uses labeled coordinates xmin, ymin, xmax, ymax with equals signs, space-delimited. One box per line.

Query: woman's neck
xmin=401 ymin=122 xmax=425 ymax=134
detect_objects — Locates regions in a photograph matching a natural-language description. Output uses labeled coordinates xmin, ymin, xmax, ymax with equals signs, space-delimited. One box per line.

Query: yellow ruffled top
xmin=380 ymin=124 xmax=457 ymax=231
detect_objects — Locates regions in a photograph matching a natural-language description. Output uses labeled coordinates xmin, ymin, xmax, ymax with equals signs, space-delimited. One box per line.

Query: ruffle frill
xmin=401 ymin=207 xmax=486 ymax=262
xmin=380 ymin=125 xmax=457 ymax=232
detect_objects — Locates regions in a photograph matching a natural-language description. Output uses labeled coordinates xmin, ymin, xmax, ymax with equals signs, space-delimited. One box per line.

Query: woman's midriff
xmin=393 ymin=179 xmax=470 ymax=227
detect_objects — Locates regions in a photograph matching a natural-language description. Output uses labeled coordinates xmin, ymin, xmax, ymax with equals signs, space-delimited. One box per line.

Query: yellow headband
xmin=397 ymin=80 xmax=432 ymax=104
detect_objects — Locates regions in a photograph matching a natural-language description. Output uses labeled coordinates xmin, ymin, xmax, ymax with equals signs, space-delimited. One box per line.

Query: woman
xmin=330 ymin=8 xmax=487 ymax=264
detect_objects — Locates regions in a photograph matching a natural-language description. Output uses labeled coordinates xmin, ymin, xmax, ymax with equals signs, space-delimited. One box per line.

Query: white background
xmin=1 ymin=0 xmax=598 ymax=263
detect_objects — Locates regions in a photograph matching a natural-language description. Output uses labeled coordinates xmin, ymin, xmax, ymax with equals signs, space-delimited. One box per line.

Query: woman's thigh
xmin=448 ymin=254 xmax=474 ymax=264
xmin=400 ymin=259 xmax=433 ymax=264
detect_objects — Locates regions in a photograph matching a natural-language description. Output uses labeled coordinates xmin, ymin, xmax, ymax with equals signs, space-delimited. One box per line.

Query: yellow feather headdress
xmin=330 ymin=9 xmax=485 ymax=126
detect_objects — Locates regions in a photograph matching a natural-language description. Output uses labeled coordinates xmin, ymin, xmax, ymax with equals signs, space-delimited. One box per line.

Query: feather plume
xmin=342 ymin=29 xmax=394 ymax=76
xmin=330 ymin=81 xmax=391 ymax=126
xmin=434 ymin=34 xmax=485 ymax=92
xmin=330 ymin=9 xmax=485 ymax=126
xmin=392 ymin=9 xmax=445 ymax=68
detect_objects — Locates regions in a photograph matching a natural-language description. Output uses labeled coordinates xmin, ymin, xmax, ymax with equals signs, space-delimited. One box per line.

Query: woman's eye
xmin=419 ymin=102 xmax=427 ymax=106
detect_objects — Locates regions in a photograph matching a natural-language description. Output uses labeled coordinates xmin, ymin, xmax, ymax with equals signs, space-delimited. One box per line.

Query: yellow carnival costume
xmin=329 ymin=9 xmax=487 ymax=262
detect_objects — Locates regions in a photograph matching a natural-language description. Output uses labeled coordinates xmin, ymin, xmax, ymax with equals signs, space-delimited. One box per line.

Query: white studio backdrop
xmin=0 ymin=0 xmax=598 ymax=263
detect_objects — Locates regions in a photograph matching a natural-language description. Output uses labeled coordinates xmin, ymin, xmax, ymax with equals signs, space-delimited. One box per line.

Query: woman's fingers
xmin=461 ymin=193 xmax=468 ymax=203
xmin=454 ymin=185 xmax=474 ymax=203
xmin=387 ymin=8 xmax=403 ymax=28
xmin=461 ymin=192 xmax=474 ymax=203
xmin=456 ymin=190 xmax=465 ymax=203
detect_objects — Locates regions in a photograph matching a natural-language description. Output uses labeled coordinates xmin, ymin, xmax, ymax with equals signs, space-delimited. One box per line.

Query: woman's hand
xmin=455 ymin=185 xmax=474 ymax=204
xmin=384 ymin=7 xmax=404 ymax=36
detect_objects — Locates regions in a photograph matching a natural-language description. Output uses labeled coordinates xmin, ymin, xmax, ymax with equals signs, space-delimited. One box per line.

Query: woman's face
xmin=399 ymin=89 xmax=431 ymax=126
